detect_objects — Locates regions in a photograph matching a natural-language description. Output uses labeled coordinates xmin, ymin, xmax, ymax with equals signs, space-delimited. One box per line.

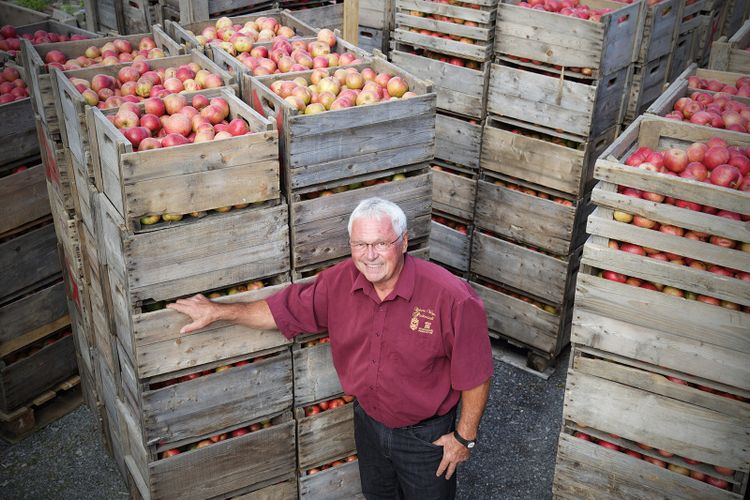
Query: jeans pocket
xmin=406 ymin=419 xmax=452 ymax=450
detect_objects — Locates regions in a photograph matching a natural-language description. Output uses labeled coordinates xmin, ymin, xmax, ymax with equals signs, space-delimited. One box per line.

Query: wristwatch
xmin=453 ymin=430 xmax=476 ymax=449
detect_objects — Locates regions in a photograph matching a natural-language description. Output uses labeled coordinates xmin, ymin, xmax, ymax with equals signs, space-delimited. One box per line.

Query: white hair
xmin=347 ymin=197 xmax=407 ymax=237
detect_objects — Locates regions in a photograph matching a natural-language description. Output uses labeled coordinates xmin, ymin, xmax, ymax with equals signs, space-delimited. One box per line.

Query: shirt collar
xmin=350 ymin=254 xmax=415 ymax=302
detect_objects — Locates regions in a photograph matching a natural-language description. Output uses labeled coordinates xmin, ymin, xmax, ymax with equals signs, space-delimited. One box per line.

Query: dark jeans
xmin=354 ymin=401 xmax=458 ymax=500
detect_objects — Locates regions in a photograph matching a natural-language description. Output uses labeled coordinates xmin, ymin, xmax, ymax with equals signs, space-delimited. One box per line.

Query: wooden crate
xmin=470 ymin=279 xmax=570 ymax=362
xmin=289 ymin=3 xmax=344 ymax=31
xmin=473 ymin=174 xmax=590 ymax=257
xmin=293 ymin=340 xmax=343 ymax=408
xmin=288 ymin=167 xmax=432 ymax=270
xmin=359 ymin=0 xmax=392 ymax=31
xmin=36 ymin=117 xmax=77 ymax=213
xmin=431 ymin=163 xmax=476 ymax=221
xmin=667 ymin=27 xmax=699 ymax=83
xmin=19 ymin=25 xmax=179 ymax=136
xmin=118 ymin=398 xmax=297 ymax=500
xmin=486 ymin=63 xmax=629 ymax=140
xmin=0 ymin=328 xmax=77 ymax=412
xmin=430 ymin=218 xmax=471 ymax=273
xmin=471 ymin=230 xmax=580 ymax=307
xmin=85 ymin=0 xmax=122 ymax=32
xmin=434 ymin=113 xmax=482 ymax=168
xmin=720 ymin=0 xmax=748 ymax=39
xmin=634 ymin=0 xmax=679 ymax=64
xmin=357 ymin=26 xmax=385 ymax=54
xmin=212 ymin=35 xmax=369 ymax=95
xmin=391 ymin=0 xmax=499 ymax=63
xmin=166 ymin=10 xmax=318 ymax=55
xmin=494 ymin=0 xmax=641 ymax=78
xmin=245 ymin=56 xmax=436 ymax=191
xmin=675 ymin=0 xmax=707 ymax=35
xmin=0 ymin=222 xmax=61 ymax=305
xmin=95 ymin=197 xmax=291 ymax=374
xmin=298 ymin=458 xmax=362 ymax=499
xmin=480 ymin=116 xmax=618 ymax=198
xmin=389 ymin=48 xmax=489 ymax=119
xmin=123 ymin=0 xmax=157 ymax=34
xmin=0 ymin=0 xmax=51 ymax=25
xmin=695 ymin=4 xmax=731 ymax=65
xmin=553 ymin=348 xmax=749 ymax=498
xmin=0 ymin=164 xmax=50 ymax=238
xmin=295 ymin=401 xmax=355 ymax=470
xmin=653 ymin=63 xmax=750 ymax=113
xmin=55 ymin=48 xmax=228 ymax=172
xmin=87 ymin=89 xmax=278 ymax=233
xmin=163 ymin=0 xmax=279 ymax=25
xmin=0 ymin=92 xmax=38 ymax=170
xmin=119 ymin=345 xmax=294 ymax=448
xmin=623 ymin=53 xmax=671 ymax=123
xmin=709 ymin=19 xmax=750 ymax=72
xmin=9 ymin=19 xmax=96 ymax=41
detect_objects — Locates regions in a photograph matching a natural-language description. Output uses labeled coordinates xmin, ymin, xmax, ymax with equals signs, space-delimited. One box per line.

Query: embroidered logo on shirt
xmin=409 ymin=307 xmax=436 ymax=334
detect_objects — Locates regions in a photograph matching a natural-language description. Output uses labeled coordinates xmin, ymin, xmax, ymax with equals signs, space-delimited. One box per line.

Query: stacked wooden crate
xmin=553 ymin=114 xmax=749 ymax=499
xmin=243 ymin=55 xmax=435 ymax=278
xmin=0 ymin=59 xmax=80 ymax=442
xmin=0 ymin=0 xmax=51 ymax=26
xmin=623 ymin=0 xmax=678 ymax=123
xmin=84 ymin=83 xmax=298 ymax=497
xmin=668 ymin=0 xmax=707 ymax=82
xmin=158 ymin=0 xmax=278 ymax=27
xmin=389 ymin=0 xmax=496 ymax=274
xmin=709 ymin=18 xmax=750 ymax=72
xmin=470 ymin=0 xmax=637 ymax=370
xmin=694 ymin=0 xmax=732 ymax=66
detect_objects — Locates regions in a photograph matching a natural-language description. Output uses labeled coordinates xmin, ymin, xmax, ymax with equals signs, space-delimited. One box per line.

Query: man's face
xmin=350 ymin=215 xmax=408 ymax=288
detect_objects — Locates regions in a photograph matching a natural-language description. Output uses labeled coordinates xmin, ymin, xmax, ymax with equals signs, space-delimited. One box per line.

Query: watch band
xmin=453 ymin=430 xmax=476 ymax=449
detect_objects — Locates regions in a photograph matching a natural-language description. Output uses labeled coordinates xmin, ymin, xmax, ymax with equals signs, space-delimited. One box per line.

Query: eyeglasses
xmin=349 ymin=234 xmax=403 ymax=253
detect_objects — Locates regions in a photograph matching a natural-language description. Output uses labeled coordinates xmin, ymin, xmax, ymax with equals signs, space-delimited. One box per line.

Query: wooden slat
xmin=298 ymin=460 xmax=362 ymax=499
xmin=296 ymin=403 xmax=355 ymax=469
xmin=0 ymin=224 xmax=61 ymax=304
xmin=0 ymin=281 xmax=67 ymax=346
xmin=431 ymin=167 xmax=476 ymax=221
xmin=293 ymin=343 xmax=342 ymax=407
xmin=429 ymin=221 xmax=470 ymax=272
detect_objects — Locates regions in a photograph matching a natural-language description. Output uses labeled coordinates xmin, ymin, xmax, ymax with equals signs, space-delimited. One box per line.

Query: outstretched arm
xmin=167 ymin=294 xmax=278 ymax=334
xmin=433 ymin=378 xmax=491 ymax=480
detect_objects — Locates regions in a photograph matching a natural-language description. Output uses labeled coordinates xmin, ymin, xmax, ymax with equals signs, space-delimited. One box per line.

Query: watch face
xmin=467 ymin=442 xmax=475 ymax=449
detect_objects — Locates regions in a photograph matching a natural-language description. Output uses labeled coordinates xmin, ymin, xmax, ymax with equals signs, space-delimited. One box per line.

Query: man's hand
xmin=433 ymin=432 xmax=471 ymax=480
xmin=167 ymin=294 xmax=220 ymax=334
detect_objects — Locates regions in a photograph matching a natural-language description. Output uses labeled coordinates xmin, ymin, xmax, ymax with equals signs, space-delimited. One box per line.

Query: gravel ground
xmin=0 ymin=347 xmax=569 ymax=500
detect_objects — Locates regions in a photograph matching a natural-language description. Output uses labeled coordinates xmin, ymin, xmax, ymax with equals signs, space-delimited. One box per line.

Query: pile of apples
xmin=192 ymin=15 xmax=299 ymax=47
xmin=406 ymin=2 xmax=482 ymax=46
xmin=0 ymin=24 xmax=90 ymax=56
xmin=234 ymin=30 xmax=363 ymax=77
xmin=143 ymin=280 xmax=266 ymax=312
xmin=664 ymin=87 xmax=750 ymax=133
xmin=44 ymin=36 xmax=165 ymax=71
xmin=152 ymin=350 xmax=274 ymax=390
xmin=479 ymin=280 xmax=559 ymax=314
xmin=160 ymin=418 xmax=274 ymax=459
xmin=269 ymin=67 xmax=415 ymax=115
xmin=0 ymin=65 xmax=28 ymax=103
xmin=622 ymin=138 xmax=749 ymax=194
xmin=301 ymin=335 xmax=330 ymax=348
xmin=508 ymin=125 xmax=585 ymax=150
xmin=416 ymin=48 xmax=481 ymax=69
xmin=306 ymin=455 xmax=358 ymax=476
xmin=573 ymin=430 xmax=735 ymax=490
xmin=2 ymin=330 xmax=72 ymax=365
xmin=432 ymin=215 xmax=469 ymax=234
xmin=302 ymin=173 xmax=407 ymax=200
xmin=493 ymin=178 xmax=575 ymax=207
xmin=686 ymin=74 xmax=750 ymax=96
xmin=517 ymin=0 xmax=614 ymax=22
xmin=503 ymin=53 xmax=593 ymax=75
xmin=71 ymin=60 xmax=225 ymax=110
xmin=303 ymin=395 xmax=355 ymax=416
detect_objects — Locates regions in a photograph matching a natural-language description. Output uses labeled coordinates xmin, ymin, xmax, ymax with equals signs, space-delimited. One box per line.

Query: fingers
xmin=165 ymin=294 xmax=213 ymax=334
xmin=444 ymin=463 xmax=457 ymax=480
xmin=435 ymin=456 xmax=449 ymax=477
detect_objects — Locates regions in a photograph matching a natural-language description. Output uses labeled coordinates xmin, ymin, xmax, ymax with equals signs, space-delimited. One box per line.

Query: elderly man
xmin=168 ymin=197 xmax=493 ymax=499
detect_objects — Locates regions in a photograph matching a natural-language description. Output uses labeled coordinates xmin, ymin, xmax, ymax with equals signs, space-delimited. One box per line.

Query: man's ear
xmin=401 ymin=231 xmax=409 ymax=253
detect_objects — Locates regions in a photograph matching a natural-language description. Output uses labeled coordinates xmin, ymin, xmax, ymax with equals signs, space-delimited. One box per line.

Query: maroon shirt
xmin=266 ymin=255 xmax=494 ymax=428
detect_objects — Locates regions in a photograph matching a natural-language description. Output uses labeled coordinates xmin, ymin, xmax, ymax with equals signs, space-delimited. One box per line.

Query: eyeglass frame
xmin=349 ymin=233 xmax=404 ymax=253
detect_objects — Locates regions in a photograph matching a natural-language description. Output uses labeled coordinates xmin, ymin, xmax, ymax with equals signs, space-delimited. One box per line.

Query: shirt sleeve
xmin=449 ymin=292 xmax=494 ymax=391
xmin=266 ymin=278 xmax=329 ymax=339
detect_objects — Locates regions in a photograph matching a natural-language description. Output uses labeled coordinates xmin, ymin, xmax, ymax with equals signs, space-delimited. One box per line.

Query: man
xmin=168 ymin=197 xmax=493 ymax=499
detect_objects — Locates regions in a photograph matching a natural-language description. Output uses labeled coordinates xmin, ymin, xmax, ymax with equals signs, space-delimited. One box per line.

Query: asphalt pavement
xmin=0 ymin=346 xmax=569 ymax=500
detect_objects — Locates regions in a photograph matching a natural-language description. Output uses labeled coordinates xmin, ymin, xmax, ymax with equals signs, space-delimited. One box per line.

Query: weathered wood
xmin=0 ymin=223 xmax=61 ymax=304
xmin=633 ymin=0 xmax=678 ymax=63
xmin=494 ymin=0 xmax=641 ymax=77
xmin=564 ymin=369 xmax=749 ymax=469
xmin=0 ymin=334 xmax=78 ymax=412
xmin=295 ymin=402 xmax=355 ymax=469
xmin=431 ymin=165 xmax=476 ymax=221
xmin=231 ymin=477 xmax=298 ymax=500
xmin=471 ymin=281 xmax=560 ymax=355
xmin=0 ymin=164 xmax=49 ymax=237
xmin=293 ymin=342 xmax=342 ymax=407
xmin=487 ymin=63 xmax=629 ymax=139
xmin=481 ymin=118 xmax=616 ymax=197
xmin=667 ymin=27 xmax=698 ymax=83
xmin=0 ymin=95 xmax=38 ymax=169
xmin=141 ymin=350 xmax=293 ymax=445
xmin=0 ymin=281 xmax=67 ymax=349
xmin=0 ymin=1 xmax=51 ymax=25
xmin=434 ymin=113 xmax=482 ymax=168
xmin=298 ymin=459 xmax=362 ymax=499
xmin=88 ymin=89 xmax=279 ymax=232
xmin=290 ymin=170 xmax=432 ymax=269
xmin=572 ymin=272 xmax=750 ymax=390
xmin=710 ymin=19 xmax=750 ymax=72
xmin=474 ymin=179 xmax=580 ymax=256
xmin=623 ymin=54 xmax=671 ymax=123
xmin=430 ymin=220 xmax=470 ymax=272
xmin=553 ymin=433 xmax=741 ymax=500
xmin=471 ymin=231 xmax=573 ymax=305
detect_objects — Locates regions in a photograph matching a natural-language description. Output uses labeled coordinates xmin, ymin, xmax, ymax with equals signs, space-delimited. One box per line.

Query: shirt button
xmin=372 ymin=359 xmax=376 ymax=364
xmin=369 ymin=386 xmax=374 ymax=390
xmin=375 ymin=332 xmax=380 ymax=337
